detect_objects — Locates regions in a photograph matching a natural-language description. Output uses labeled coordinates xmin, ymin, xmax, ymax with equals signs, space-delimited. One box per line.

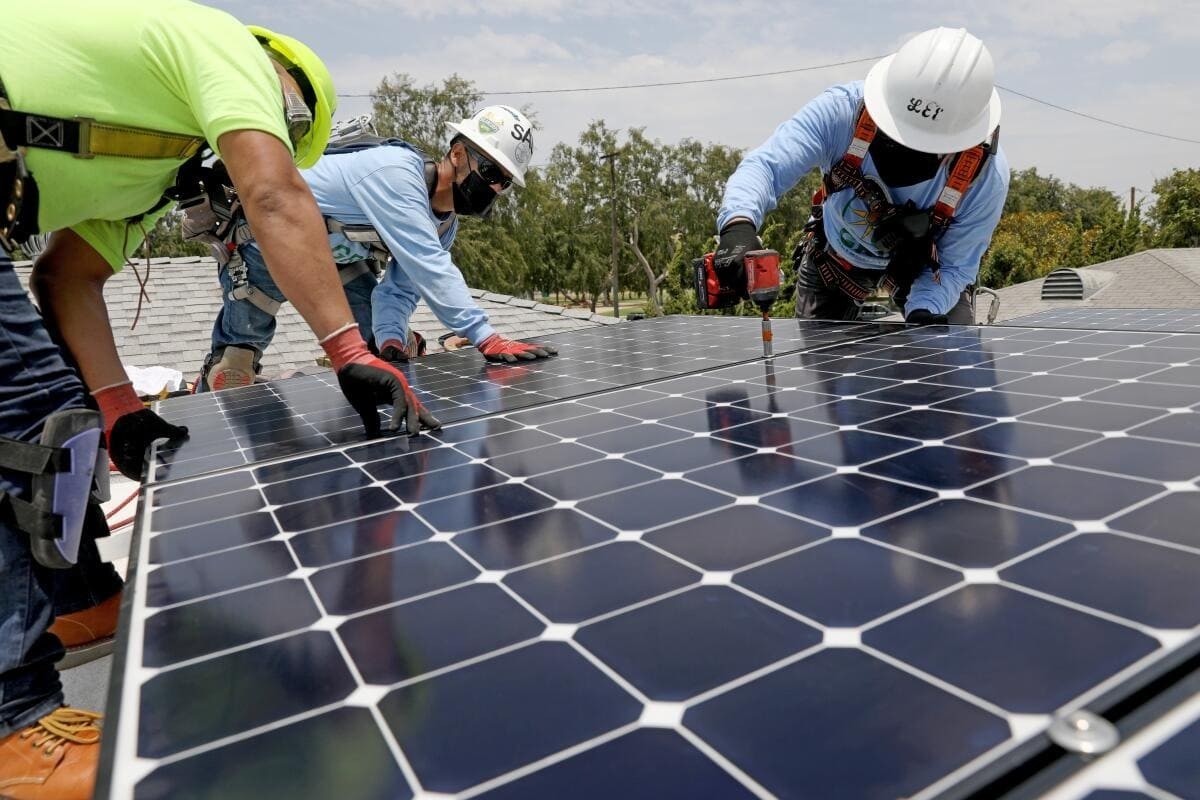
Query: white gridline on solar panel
xmin=108 ymin=326 xmax=1200 ymax=800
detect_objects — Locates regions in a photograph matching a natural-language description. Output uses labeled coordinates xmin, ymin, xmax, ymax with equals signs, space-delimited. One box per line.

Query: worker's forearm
xmin=240 ymin=189 xmax=353 ymax=341
xmin=31 ymin=233 xmax=130 ymax=391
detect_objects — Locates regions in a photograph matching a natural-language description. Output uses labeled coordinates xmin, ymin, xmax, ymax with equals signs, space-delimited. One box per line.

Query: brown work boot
xmin=0 ymin=707 xmax=102 ymax=800
xmin=207 ymin=346 xmax=256 ymax=391
xmin=49 ymin=592 xmax=120 ymax=669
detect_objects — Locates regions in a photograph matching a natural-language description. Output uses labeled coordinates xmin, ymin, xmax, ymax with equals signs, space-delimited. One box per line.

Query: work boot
xmin=49 ymin=591 xmax=121 ymax=669
xmin=206 ymin=346 xmax=257 ymax=391
xmin=0 ymin=707 xmax=102 ymax=800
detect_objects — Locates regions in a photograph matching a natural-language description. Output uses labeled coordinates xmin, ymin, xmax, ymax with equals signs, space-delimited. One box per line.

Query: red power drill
xmin=694 ymin=248 xmax=782 ymax=358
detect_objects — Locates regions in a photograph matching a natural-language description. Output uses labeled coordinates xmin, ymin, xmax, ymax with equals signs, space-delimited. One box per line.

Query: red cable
xmin=109 ymin=516 xmax=135 ymax=531
xmin=105 ymin=489 xmax=138 ymax=520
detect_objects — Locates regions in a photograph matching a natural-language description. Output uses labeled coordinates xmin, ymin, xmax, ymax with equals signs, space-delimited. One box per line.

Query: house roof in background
xmin=12 ymin=256 xmax=618 ymax=379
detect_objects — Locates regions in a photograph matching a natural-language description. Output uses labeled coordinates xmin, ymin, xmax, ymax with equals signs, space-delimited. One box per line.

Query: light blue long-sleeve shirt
xmin=301 ymin=142 xmax=497 ymax=345
xmin=718 ymin=81 xmax=1010 ymax=316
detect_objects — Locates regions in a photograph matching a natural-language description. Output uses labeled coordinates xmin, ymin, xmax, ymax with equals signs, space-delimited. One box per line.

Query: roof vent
xmin=1040 ymin=268 xmax=1112 ymax=301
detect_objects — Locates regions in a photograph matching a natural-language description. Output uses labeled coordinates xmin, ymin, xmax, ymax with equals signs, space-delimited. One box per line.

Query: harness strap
xmin=0 ymin=436 xmax=71 ymax=476
xmin=0 ymin=493 xmax=60 ymax=540
xmin=0 ymin=107 xmax=204 ymax=160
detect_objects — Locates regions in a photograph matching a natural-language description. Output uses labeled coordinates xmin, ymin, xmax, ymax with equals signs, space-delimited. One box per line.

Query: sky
xmin=213 ymin=0 xmax=1197 ymax=206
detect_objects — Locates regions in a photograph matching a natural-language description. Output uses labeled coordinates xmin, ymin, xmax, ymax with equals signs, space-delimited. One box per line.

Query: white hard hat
xmin=445 ymin=105 xmax=535 ymax=188
xmin=863 ymin=27 xmax=1001 ymax=154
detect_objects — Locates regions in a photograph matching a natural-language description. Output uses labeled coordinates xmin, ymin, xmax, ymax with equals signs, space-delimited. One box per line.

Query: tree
xmin=979 ymin=211 xmax=1081 ymax=288
xmin=1149 ymin=168 xmax=1200 ymax=248
xmin=370 ymin=73 xmax=481 ymax=156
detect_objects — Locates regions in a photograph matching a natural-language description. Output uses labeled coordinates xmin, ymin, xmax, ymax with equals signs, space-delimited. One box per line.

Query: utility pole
xmin=1129 ymin=187 xmax=1136 ymax=220
xmin=600 ymin=149 xmax=622 ymax=318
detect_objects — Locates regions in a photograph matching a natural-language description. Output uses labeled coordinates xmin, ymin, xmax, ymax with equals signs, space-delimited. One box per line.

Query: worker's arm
xmin=219 ymin=130 xmax=440 ymax=436
xmin=218 ymin=129 xmax=354 ymax=338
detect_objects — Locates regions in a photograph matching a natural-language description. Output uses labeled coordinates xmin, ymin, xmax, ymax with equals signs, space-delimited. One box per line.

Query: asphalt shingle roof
xmin=12 ymin=256 xmax=617 ymax=378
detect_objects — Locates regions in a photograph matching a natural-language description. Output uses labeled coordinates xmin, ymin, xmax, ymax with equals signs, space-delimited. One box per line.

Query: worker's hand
xmin=714 ymin=220 xmax=759 ymax=283
xmin=322 ymin=326 xmax=441 ymax=437
xmin=379 ymin=331 xmax=427 ymax=363
xmin=905 ymin=308 xmax=949 ymax=325
xmin=478 ymin=334 xmax=558 ymax=363
xmin=92 ymin=382 xmax=189 ymax=480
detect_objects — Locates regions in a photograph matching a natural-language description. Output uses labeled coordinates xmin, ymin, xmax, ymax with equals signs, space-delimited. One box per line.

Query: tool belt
xmin=0 ymin=81 xmax=38 ymax=252
xmin=0 ymin=409 xmax=105 ymax=569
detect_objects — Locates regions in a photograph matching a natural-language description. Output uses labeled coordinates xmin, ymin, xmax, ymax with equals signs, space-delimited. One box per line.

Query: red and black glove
xmin=322 ymin=326 xmax=441 ymax=437
xmin=905 ymin=308 xmax=950 ymax=326
xmin=93 ymin=382 xmax=189 ymax=480
xmin=378 ymin=331 xmax=427 ymax=363
xmin=477 ymin=334 xmax=558 ymax=363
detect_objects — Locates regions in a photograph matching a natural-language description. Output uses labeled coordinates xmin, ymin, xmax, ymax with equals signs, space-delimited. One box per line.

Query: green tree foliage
xmin=370 ymin=73 xmax=482 ymax=156
xmin=1149 ymin=168 xmax=1200 ymax=248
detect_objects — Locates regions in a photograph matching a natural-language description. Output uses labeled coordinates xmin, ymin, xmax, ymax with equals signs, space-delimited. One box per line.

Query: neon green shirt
xmin=0 ymin=0 xmax=293 ymax=268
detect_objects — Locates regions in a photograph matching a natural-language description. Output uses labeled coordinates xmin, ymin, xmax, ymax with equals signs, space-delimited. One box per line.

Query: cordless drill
xmin=745 ymin=250 xmax=782 ymax=358
xmin=694 ymin=248 xmax=782 ymax=358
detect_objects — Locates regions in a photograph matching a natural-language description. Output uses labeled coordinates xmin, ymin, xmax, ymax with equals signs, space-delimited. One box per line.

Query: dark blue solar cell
xmin=430 ymin=416 xmax=524 ymax=443
xmin=856 ymin=360 xmax=954 ymax=381
xmin=712 ymin=416 xmax=837 ymax=450
xmin=251 ymin=450 xmax=353 ymax=485
xmin=925 ymin=367 xmax=1032 ymax=389
xmin=453 ymin=509 xmax=617 ymax=570
xmin=416 ymin=482 xmax=557 ymax=532
xmin=624 ymin=436 xmax=756 ymax=472
xmin=781 ymin=429 xmax=916 ymax=465
xmin=859 ymin=382 xmax=975 ymax=408
xmin=945 ymin=420 xmax=1100 ymax=458
xmin=148 ymin=511 xmax=279 ymax=564
xmin=1057 ymin=438 xmax=1200 ymax=482
xmin=149 ymin=487 xmax=264 ymax=532
xmin=997 ymin=374 xmax=1117 ymax=398
xmin=763 ymin=474 xmax=936 ymax=527
xmin=987 ymin=354 xmax=1080 ymax=372
xmin=685 ymin=452 xmax=831 ymax=496
xmin=134 ymin=707 xmax=412 ymax=800
xmin=154 ymin=451 xmax=247 ymax=483
xmin=540 ymin=411 xmax=641 ymax=439
xmin=1130 ymin=412 xmax=1200 ymax=445
xmin=737 ymin=538 xmax=959 ymax=626
xmin=273 ymin=485 xmax=399 ymax=532
xmin=1053 ymin=359 xmax=1164 ymax=380
xmin=142 ymin=579 xmax=319 ymax=668
xmin=1077 ymin=792 xmax=1155 ymax=800
xmin=685 ymin=649 xmax=1010 ymax=800
xmin=503 ymin=401 xmax=594 ymax=426
xmin=1109 ymin=492 xmax=1200 ymax=549
xmin=289 ymin=509 xmax=435 ymax=567
xmin=863 ymin=445 xmax=1024 ymax=489
xmin=310 ymin=542 xmax=479 ymax=615
xmin=343 ymin=430 xmax=444 ymax=464
xmin=581 ymin=388 xmax=667 ymax=409
xmin=1143 ymin=365 xmax=1200 ymax=386
xmin=484 ymin=442 xmax=606 ymax=477
xmin=340 ymin=584 xmax=544 ymax=684
xmin=1138 ymin=717 xmax=1200 ymax=799
xmin=452 ymin=428 xmax=561 ymax=458
xmin=151 ymin=470 xmax=254 ymax=507
xmin=261 ymin=467 xmax=372 ymax=505
xmin=792 ymin=398 xmax=907 ymax=426
xmin=645 ymin=505 xmax=828 ymax=570
xmin=577 ymin=586 xmax=820 ymax=700
xmin=526 ymin=459 xmax=660 ymax=501
xmin=576 ymin=479 xmax=731 ymax=531
xmin=1001 ymin=534 xmax=1200 ymax=628
xmin=504 ymin=541 xmax=699 ymax=622
xmin=1021 ymin=401 xmax=1166 ymax=432
xmin=865 ymin=585 xmax=1160 ymax=712
xmin=967 ymin=466 xmax=1161 ymax=521
xmin=138 ymin=631 xmax=355 ymax=759
xmin=862 ymin=499 xmax=1072 ymax=566
xmin=362 ymin=446 xmax=472 ymax=482
xmin=931 ymin=390 xmax=1057 ymax=418
xmin=379 ymin=642 xmax=641 ymax=794
xmin=576 ymin=422 xmax=693 ymax=454
xmin=475 ymin=728 xmax=755 ymax=800
xmin=145 ymin=540 xmax=295 ymax=608
xmin=387 ymin=463 xmax=508 ymax=503
xmin=861 ymin=408 xmax=995 ymax=441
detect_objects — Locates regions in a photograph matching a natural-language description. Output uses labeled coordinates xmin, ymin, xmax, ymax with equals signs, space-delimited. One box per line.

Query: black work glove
xmin=905 ymin=308 xmax=949 ymax=326
xmin=336 ymin=362 xmax=443 ymax=438
xmin=714 ymin=220 xmax=759 ymax=295
xmin=108 ymin=409 xmax=189 ymax=480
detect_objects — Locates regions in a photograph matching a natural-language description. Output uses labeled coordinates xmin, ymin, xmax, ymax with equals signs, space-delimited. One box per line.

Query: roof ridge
xmin=1144 ymin=249 xmax=1200 ymax=289
xmin=468 ymin=286 xmax=621 ymax=324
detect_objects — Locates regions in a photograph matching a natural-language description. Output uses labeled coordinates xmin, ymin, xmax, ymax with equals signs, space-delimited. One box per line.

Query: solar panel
xmin=99 ymin=319 xmax=1200 ymax=800
xmin=1005 ymin=308 xmax=1200 ymax=333
xmin=147 ymin=316 xmax=895 ymax=484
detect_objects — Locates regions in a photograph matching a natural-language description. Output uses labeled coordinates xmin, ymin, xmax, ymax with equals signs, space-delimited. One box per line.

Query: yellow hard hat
xmin=247 ymin=25 xmax=337 ymax=168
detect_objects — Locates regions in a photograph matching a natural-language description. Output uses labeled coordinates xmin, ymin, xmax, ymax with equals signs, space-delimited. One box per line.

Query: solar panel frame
xmin=98 ymin=318 xmax=1200 ymax=800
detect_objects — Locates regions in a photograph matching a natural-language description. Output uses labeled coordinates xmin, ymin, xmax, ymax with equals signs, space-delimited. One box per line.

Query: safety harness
xmin=802 ymin=102 xmax=998 ymax=305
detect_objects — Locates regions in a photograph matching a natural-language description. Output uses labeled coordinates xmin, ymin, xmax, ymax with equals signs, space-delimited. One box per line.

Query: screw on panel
xmin=1046 ymin=711 xmax=1120 ymax=755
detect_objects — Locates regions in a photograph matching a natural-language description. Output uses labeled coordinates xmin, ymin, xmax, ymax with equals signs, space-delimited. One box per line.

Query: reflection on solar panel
xmin=148 ymin=317 xmax=893 ymax=483
xmin=100 ymin=319 xmax=1200 ymax=800
xmin=1006 ymin=308 xmax=1200 ymax=333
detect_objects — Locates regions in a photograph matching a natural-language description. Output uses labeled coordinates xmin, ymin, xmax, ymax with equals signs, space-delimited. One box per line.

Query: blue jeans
xmin=0 ymin=253 xmax=123 ymax=736
xmin=207 ymin=241 xmax=376 ymax=364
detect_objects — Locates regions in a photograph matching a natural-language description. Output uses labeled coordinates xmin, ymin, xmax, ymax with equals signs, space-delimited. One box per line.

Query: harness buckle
xmin=73 ymin=117 xmax=95 ymax=159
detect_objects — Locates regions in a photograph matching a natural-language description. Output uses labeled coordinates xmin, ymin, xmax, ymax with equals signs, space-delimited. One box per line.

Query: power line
xmin=334 ymin=55 xmax=884 ymax=98
xmin=995 ymin=84 xmax=1200 ymax=145
xmin=335 ymin=59 xmax=1200 ymax=146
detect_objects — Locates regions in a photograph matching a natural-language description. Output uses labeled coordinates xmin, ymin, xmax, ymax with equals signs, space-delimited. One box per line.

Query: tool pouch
xmin=0 ymin=100 xmax=40 ymax=253
xmin=0 ymin=409 xmax=103 ymax=568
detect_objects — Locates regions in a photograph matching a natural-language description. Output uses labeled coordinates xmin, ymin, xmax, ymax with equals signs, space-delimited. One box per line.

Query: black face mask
xmin=869 ymin=131 xmax=943 ymax=188
xmin=452 ymin=169 xmax=498 ymax=217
